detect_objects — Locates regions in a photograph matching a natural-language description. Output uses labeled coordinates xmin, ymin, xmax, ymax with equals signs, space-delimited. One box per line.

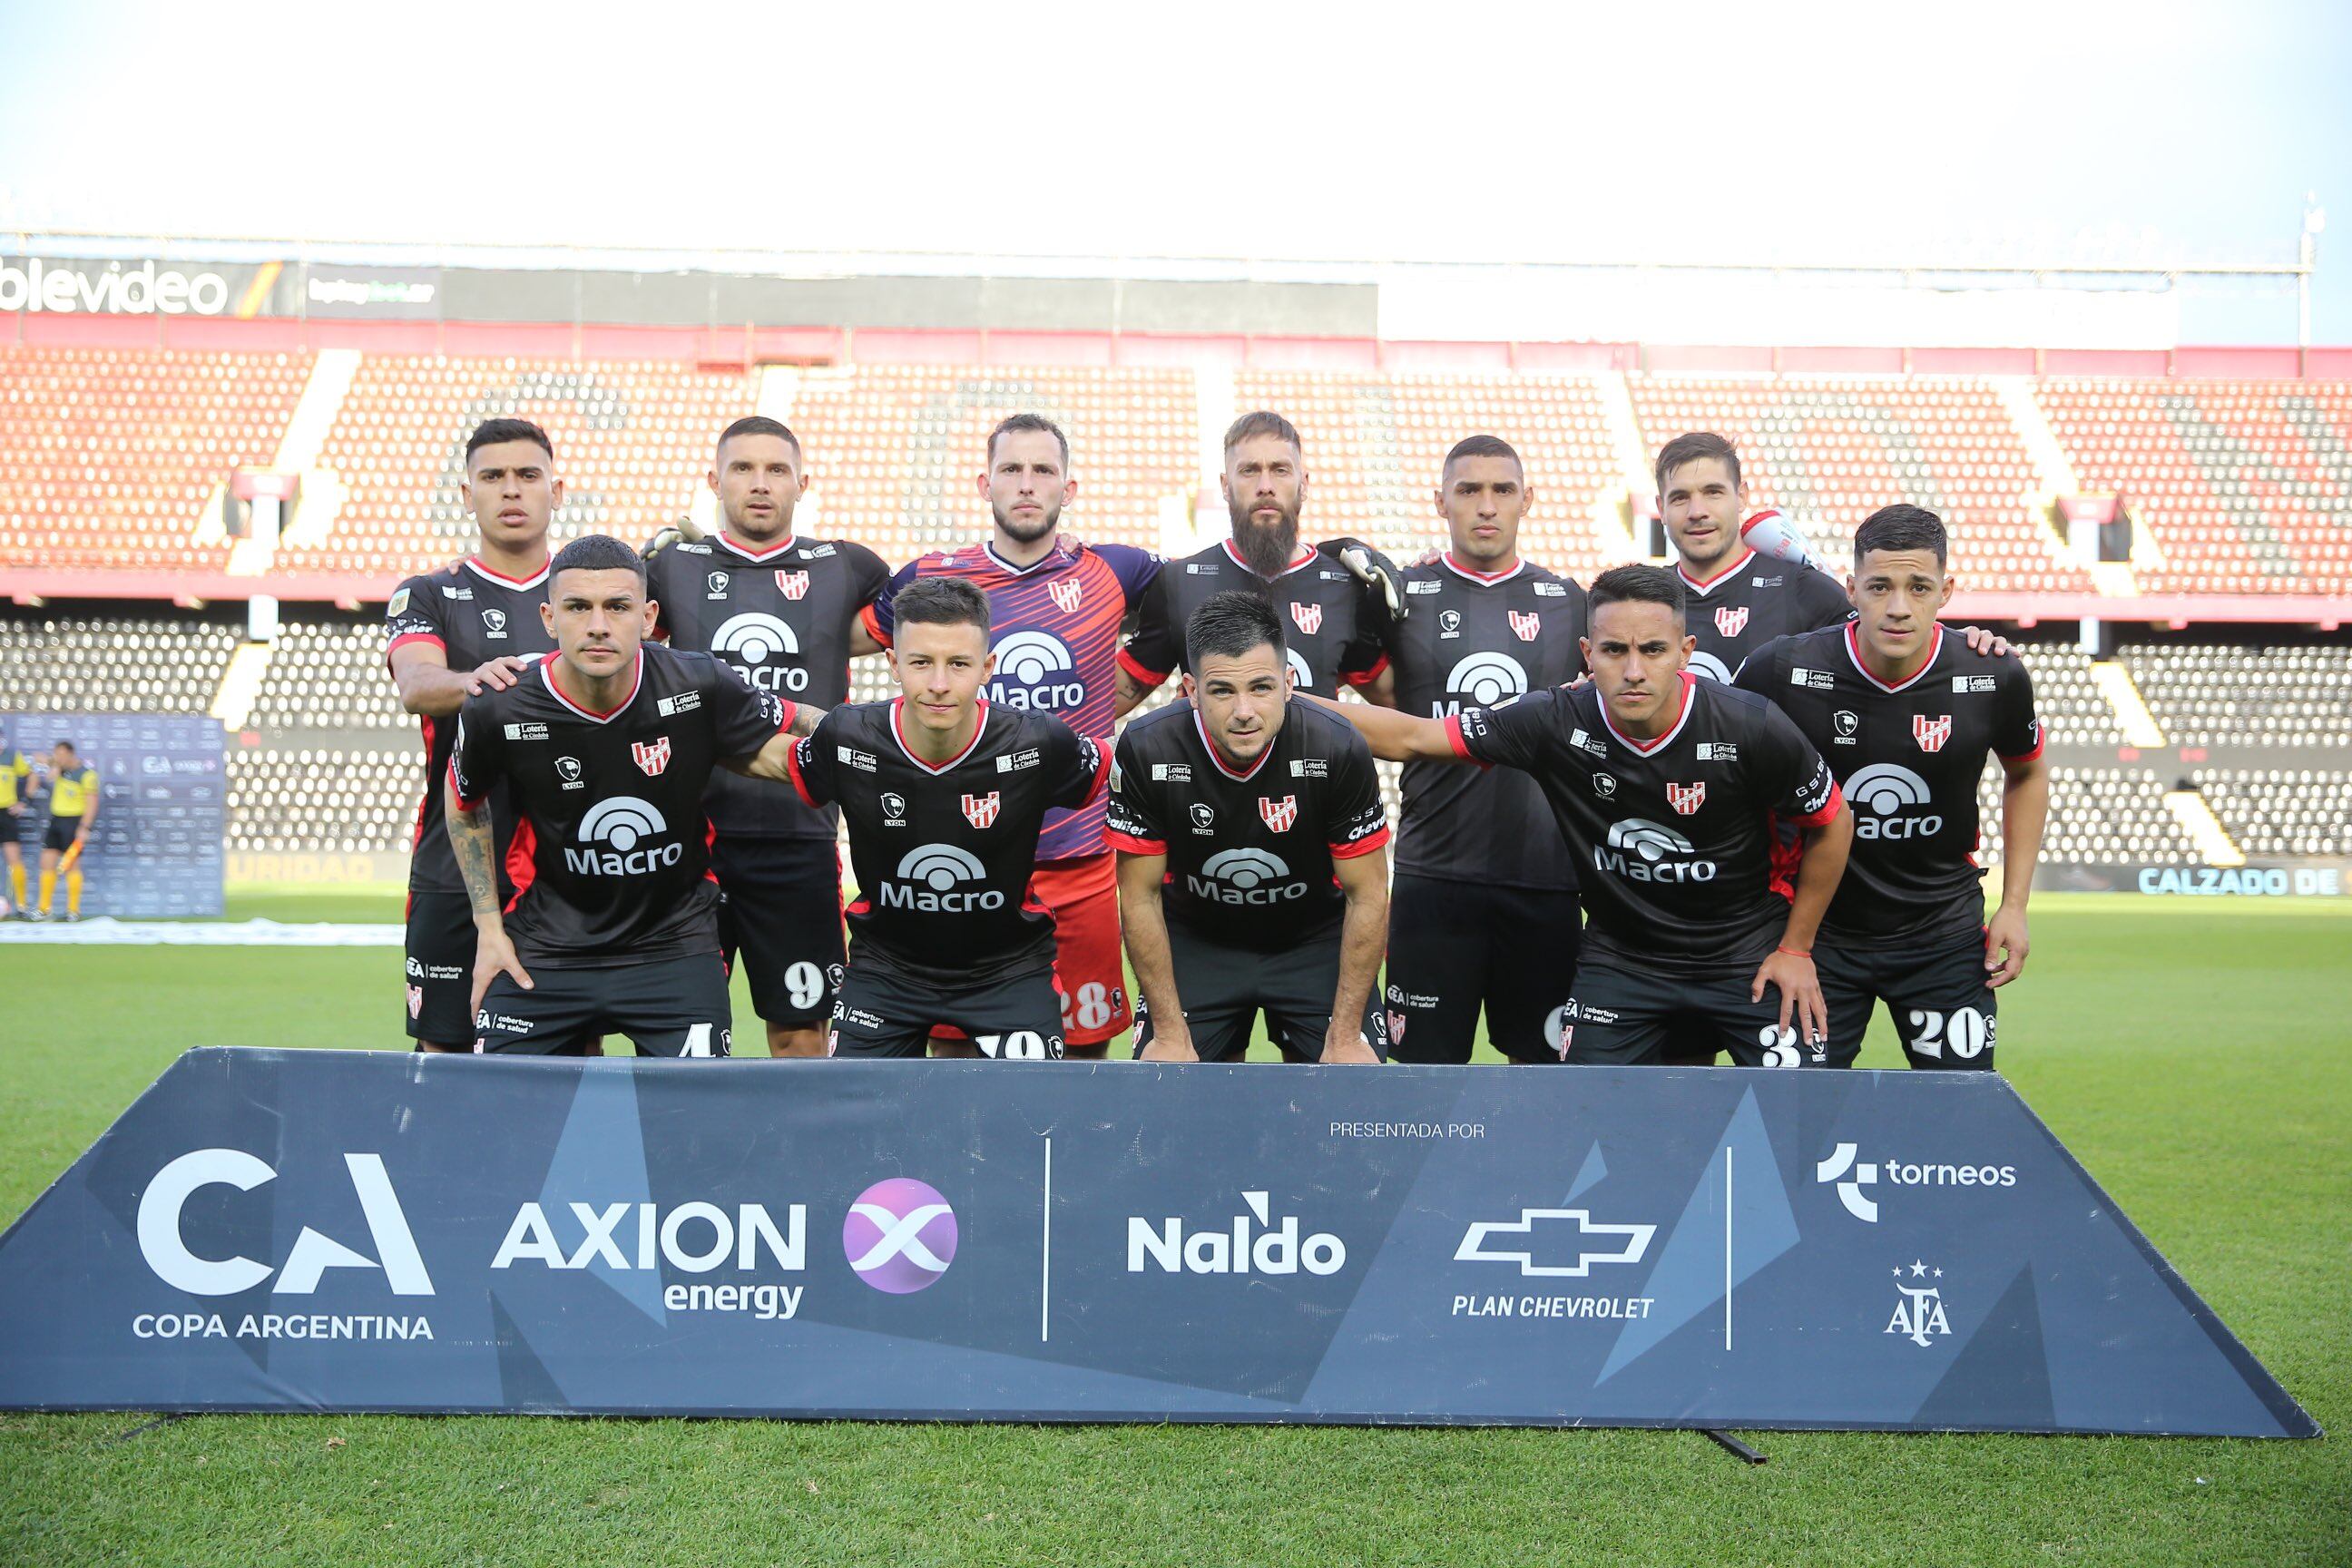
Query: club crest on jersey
xmin=1714 ymin=605 xmax=1749 ymax=639
xmin=1913 ymin=715 xmax=1954 ymax=753
xmin=1289 ymin=602 xmax=1322 ymax=636
xmin=632 ymin=738 xmax=671 ymax=777
xmin=1509 ymin=611 xmax=1541 ymax=642
xmin=1049 ymin=579 xmax=1083 ymax=615
xmin=1259 ymin=795 xmax=1299 ymax=833
xmin=1668 ymin=781 xmax=1706 ymax=816
xmin=1387 ymin=1010 xmax=1407 ymax=1045
xmin=407 ymin=984 xmax=424 ymax=1019
xmin=962 ymin=791 xmax=1001 ymax=829
xmin=707 ymin=572 xmax=730 ymax=597
xmin=777 ymin=570 xmax=809 ymax=601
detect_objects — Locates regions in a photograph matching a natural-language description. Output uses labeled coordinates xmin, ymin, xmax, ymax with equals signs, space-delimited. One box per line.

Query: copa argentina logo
xmin=1592 ymin=818 xmax=1717 ymax=884
xmin=1433 ymin=652 xmax=1528 ymax=716
xmin=1186 ymin=848 xmax=1305 ymax=906
xmin=1128 ymin=1191 xmax=1346 ymax=1276
xmin=1844 ymin=763 xmax=1944 ymax=840
xmin=987 ymin=631 xmax=1084 ymax=712
xmin=567 ymin=798 xmax=681 ymax=876
xmin=880 ymin=844 xmax=1004 ymax=912
xmin=711 ymin=612 xmax=810 ymax=691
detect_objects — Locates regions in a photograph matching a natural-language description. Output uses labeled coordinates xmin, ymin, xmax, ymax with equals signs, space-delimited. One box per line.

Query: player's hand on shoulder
xmin=1957 ymin=624 xmax=2014 ymax=658
xmin=466 ymin=655 xmax=533 ymax=696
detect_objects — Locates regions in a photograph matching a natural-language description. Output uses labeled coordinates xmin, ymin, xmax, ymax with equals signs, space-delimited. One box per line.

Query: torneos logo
xmin=1844 ymin=763 xmax=1944 ymax=840
xmin=1436 ymin=652 xmax=1528 ymax=715
xmin=1186 ymin=848 xmax=1305 ymax=906
xmin=712 ymin=612 xmax=809 ymax=691
xmin=1592 ymin=818 xmax=1716 ymax=883
xmin=1687 ymin=651 xmax=1734 ymax=684
xmin=136 ymin=1150 xmax=433 ymax=1297
xmin=881 ymin=844 xmax=1004 ymax=911
xmin=566 ymin=797 xmax=683 ymax=876
xmin=843 ymin=1178 xmax=957 ymax=1293
xmin=987 ymin=631 xmax=1083 ymax=712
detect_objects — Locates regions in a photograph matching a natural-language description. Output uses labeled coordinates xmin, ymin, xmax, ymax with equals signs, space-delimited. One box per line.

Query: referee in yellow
xmin=33 ymin=740 xmax=98 ymax=923
xmin=0 ymin=724 xmax=29 ymax=915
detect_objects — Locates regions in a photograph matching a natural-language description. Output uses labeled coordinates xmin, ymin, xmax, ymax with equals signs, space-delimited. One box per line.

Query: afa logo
xmin=1844 ymin=763 xmax=1943 ymax=840
xmin=712 ymin=613 xmax=810 ymax=692
xmin=988 ymin=631 xmax=1084 ymax=712
xmin=566 ymin=797 xmax=681 ymax=876
xmin=1438 ymin=652 xmax=1528 ymax=715
xmin=881 ymin=844 xmax=1004 ymax=912
xmin=1187 ymin=848 xmax=1304 ymax=906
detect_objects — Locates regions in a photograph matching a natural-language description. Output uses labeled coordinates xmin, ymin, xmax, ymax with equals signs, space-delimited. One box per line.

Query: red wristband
xmin=1775 ymin=946 xmax=1813 ymax=959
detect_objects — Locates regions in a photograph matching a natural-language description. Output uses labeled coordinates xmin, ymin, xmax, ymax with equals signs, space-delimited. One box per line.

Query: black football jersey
xmin=647 ymin=533 xmax=890 ymax=840
xmin=787 ymin=701 xmax=1103 ymax=984
xmin=1387 ymin=554 xmax=1587 ymax=891
xmin=1733 ymin=622 xmax=2042 ymax=949
xmin=1447 ymin=674 xmax=1843 ymax=962
xmin=1103 ymin=696 xmax=1389 ymax=948
xmin=1675 ymin=548 xmax=1851 ymax=686
xmin=1120 ymin=540 xmax=1386 ymax=699
xmin=450 ymin=644 xmax=789 ymax=967
xmin=385 ymin=556 xmax=557 ymax=896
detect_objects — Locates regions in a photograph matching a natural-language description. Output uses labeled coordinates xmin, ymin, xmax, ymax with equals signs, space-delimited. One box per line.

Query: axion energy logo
xmin=843 ymin=1179 xmax=958 ymax=1294
xmin=1440 ymin=652 xmax=1527 ymax=711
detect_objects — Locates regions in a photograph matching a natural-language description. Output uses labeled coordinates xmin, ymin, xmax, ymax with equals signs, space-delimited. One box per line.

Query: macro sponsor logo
xmin=1816 ymin=1142 xmax=2018 ymax=1224
xmin=1128 ymin=1191 xmax=1345 ymax=1276
xmin=712 ymin=613 xmax=810 ymax=691
xmin=1433 ymin=652 xmax=1527 ymax=716
xmin=1286 ymin=649 xmax=1316 ymax=691
xmin=845 ymin=1179 xmax=958 ymax=1293
xmin=1593 ymin=818 xmax=1714 ymax=883
xmin=880 ymin=844 xmax=1004 ymax=911
xmin=1687 ymin=651 xmax=1734 ymax=684
xmin=1844 ymin=763 xmax=1943 ymax=840
xmin=0 ymin=258 xmax=233 ymax=316
xmin=1186 ymin=848 xmax=1305 ymax=906
xmin=136 ymin=1150 xmax=432 ymax=1298
xmin=987 ymin=631 xmax=1084 ymax=711
xmin=565 ymin=798 xmax=682 ymax=876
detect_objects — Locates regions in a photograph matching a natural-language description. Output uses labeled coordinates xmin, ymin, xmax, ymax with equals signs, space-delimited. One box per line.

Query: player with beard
xmin=643 ymin=416 xmax=891 ymax=1057
xmin=1106 ymin=593 xmax=1390 ymax=1063
xmin=1377 ymin=435 xmax=1589 ymax=1063
xmin=861 ymin=414 xmax=1160 ymax=1057
xmin=1309 ymin=564 xmax=1855 ymax=1064
xmin=1116 ymin=411 xmax=1398 ymax=712
xmin=1733 ymin=505 xmax=2048 ymax=1069
xmin=449 ymin=536 xmax=820 ymax=1057
xmin=789 ymin=577 xmax=1108 ymax=1061
xmin=385 ymin=418 xmax=563 ymax=1052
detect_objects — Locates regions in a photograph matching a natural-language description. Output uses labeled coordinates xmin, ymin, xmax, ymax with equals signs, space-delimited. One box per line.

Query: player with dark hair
xmin=384 ymin=416 xmax=563 ymax=1048
xmin=1377 ymin=435 xmax=1589 ymax=1062
xmin=30 ymin=740 xmax=97 ymax=922
xmin=1311 ymin=564 xmax=1855 ymax=1064
xmin=448 ymin=534 xmax=819 ymax=1057
xmin=1107 ymin=593 xmax=1391 ymax=1063
xmin=861 ymin=412 xmax=1160 ymax=1056
xmin=1652 ymin=432 xmax=1853 ymax=685
xmin=643 ymin=414 xmax=892 ymax=1056
xmin=0 ymin=722 xmax=29 ymax=916
xmin=1733 ymin=504 xmax=2048 ymax=1069
xmin=789 ymin=575 xmax=1108 ymax=1061
xmin=1115 ymin=410 xmax=1400 ymax=713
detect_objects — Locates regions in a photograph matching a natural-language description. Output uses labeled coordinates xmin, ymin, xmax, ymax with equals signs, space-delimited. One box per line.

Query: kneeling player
xmin=1733 ymin=505 xmax=2047 ymax=1068
xmin=448 ymin=535 xmax=817 ymax=1056
xmin=785 ymin=576 xmax=1106 ymax=1061
xmin=1108 ymin=593 xmax=1389 ymax=1063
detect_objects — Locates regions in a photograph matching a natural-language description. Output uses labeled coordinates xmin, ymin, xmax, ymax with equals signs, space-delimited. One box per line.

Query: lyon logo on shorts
xmin=632 ymin=738 xmax=671 ymax=777
xmin=777 ymin=570 xmax=810 ymax=601
xmin=1509 ymin=611 xmax=1540 ymax=642
xmin=407 ymin=984 xmax=424 ymax=1019
xmin=1049 ymin=579 xmax=1083 ymax=615
xmin=1714 ymin=605 xmax=1749 ymax=639
xmin=1913 ymin=714 xmax=1954 ymax=753
xmin=1667 ymin=781 xmax=1706 ymax=816
xmin=962 ymin=791 xmax=1001 ymax=829
xmin=1259 ymin=794 xmax=1298 ymax=833
xmin=1289 ymin=602 xmax=1322 ymax=636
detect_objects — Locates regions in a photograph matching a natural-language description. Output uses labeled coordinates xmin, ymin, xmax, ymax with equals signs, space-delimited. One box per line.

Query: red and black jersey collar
xmin=1596 ymin=671 xmax=1697 ymax=756
xmin=540 ymin=648 xmax=643 ymax=722
xmin=889 ymin=697 xmax=991 ymax=775
xmin=1220 ymin=538 xmax=1319 ymax=582
xmin=1843 ymin=620 xmax=1945 ymax=693
xmin=714 ymin=533 xmax=799 ymax=563
xmin=1193 ymin=707 xmax=1276 ymax=781
xmin=1676 ymin=547 xmax=1755 ymax=595
xmin=1441 ymin=551 xmax=1524 ymax=585
xmin=466 ymin=555 xmax=550 ymax=590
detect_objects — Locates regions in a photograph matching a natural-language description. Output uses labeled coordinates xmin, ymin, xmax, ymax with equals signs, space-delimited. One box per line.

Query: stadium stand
xmin=227 ymin=748 xmax=417 ymax=856
xmin=2035 ymin=380 xmax=2352 ymax=594
xmin=0 ymin=347 xmax=311 ymax=571
xmin=2123 ymin=643 xmax=2352 ymax=748
xmin=0 ymin=613 xmax=238 ymax=713
xmin=2014 ymin=644 xmax=2131 ymax=746
xmin=1972 ymin=766 xmax=2204 ymax=867
xmin=245 ymin=616 xmax=407 ymax=734
xmin=2193 ymin=769 xmax=2352 ymax=858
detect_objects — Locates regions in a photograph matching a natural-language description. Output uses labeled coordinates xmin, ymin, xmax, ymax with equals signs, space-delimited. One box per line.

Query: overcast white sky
xmin=1 ymin=0 xmax=2344 ymax=339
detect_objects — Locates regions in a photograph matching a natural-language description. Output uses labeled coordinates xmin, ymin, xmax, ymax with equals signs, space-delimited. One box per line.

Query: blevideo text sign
xmin=0 ymin=1050 xmax=2315 ymax=1436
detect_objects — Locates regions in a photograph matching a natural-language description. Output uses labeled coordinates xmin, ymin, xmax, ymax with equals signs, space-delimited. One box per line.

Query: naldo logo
xmin=987 ymin=631 xmax=1083 ymax=711
xmin=1186 ymin=848 xmax=1304 ymax=906
xmin=712 ymin=612 xmax=809 ymax=691
xmin=1129 ymin=1191 xmax=1346 ymax=1276
xmin=880 ymin=844 xmax=1004 ymax=911
xmin=1592 ymin=818 xmax=1716 ymax=884
xmin=1844 ymin=763 xmax=1944 ymax=840
xmin=1433 ymin=652 xmax=1527 ymax=715
xmin=566 ymin=798 xmax=681 ymax=876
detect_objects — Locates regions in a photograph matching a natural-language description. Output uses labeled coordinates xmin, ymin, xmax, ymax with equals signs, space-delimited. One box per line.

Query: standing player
xmin=1107 ymin=593 xmax=1390 ymax=1063
xmin=0 ymin=723 xmax=29 ymax=915
xmin=1733 ymin=505 xmax=2048 ymax=1069
xmin=1312 ymin=565 xmax=1855 ymax=1064
xmin=1377 ymin=436 xmax=1589 ymax=1063
xmin=385 ymin=417 xmax=562 ymax=1051
xmin=789 ymin=577 xmax=1106 ymax=1061
xmin=449 ymin=536 xmax=817 ymax=1056
xmin=1654 ymin=432 xmax=1854 ymax=684
xmin=861 ymin=413 xmax=1159 ymax=1057
xmin=31 ymin=740 xmax=98 ymax=922
xmin=1116 ymin=411 xmax=1394 ymax=711
xmin=644 ymin=415 xmax=891 ymax=1057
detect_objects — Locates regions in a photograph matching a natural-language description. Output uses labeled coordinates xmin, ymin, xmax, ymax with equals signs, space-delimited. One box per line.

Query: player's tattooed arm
xmin=1295 ymin=692 xmax=1463 ymax=762
xmin=1112 ymin=662 xmax=1160 ymax=719
xmin=1985 ymin=752 xmax=2050 ymax=987
xmin=445 ymin=777 xmax=533 ymax=1012
xmin=390 ymin=642 xmax=532 ymax=718
xmin=1323 ymin=846 xmax=1390 ymax=1064
xmin=1118 ymin=851 xmax=1196 ymax=1062
xmin=730 ymin=705 xmax=824 ymax=781
xmin=1752 ymin=802 xmax=1854 ymax=1045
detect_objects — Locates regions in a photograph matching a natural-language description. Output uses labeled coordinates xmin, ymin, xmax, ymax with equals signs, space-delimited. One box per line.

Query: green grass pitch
xmin=0 ymin=891 xmax=2345 ymax=1566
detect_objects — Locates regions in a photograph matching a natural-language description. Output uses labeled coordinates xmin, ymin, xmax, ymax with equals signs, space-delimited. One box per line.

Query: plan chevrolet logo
xmin=1454 ymin=1208 xmax=1656 ymax=1278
